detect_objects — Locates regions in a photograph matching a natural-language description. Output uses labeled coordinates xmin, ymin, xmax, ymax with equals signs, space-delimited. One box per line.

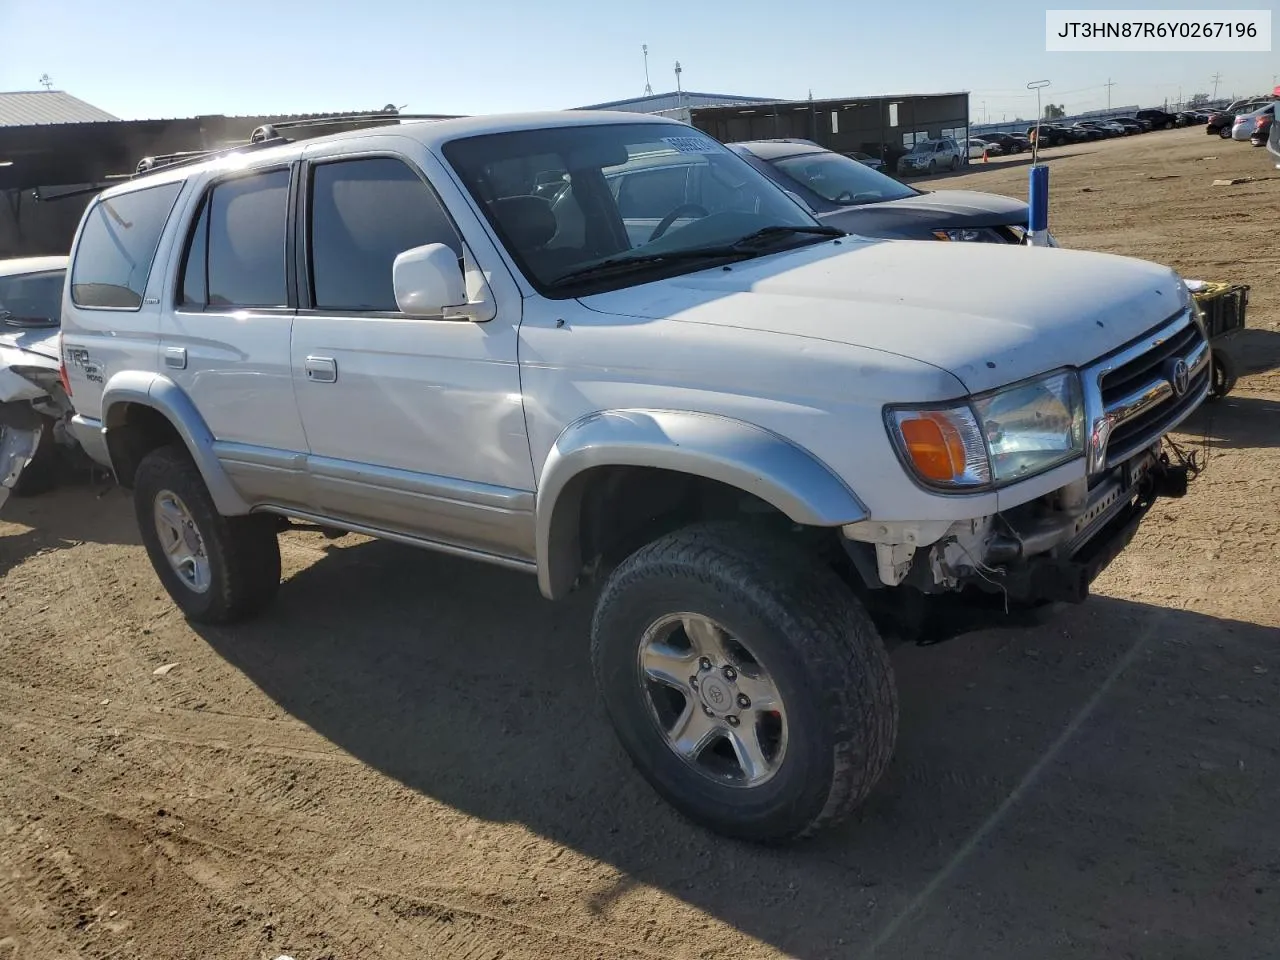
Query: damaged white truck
xmin=0 ymin=256 xmax=75 ymax=510
xmin=56 ymin=112 xmax=1210 ymax=841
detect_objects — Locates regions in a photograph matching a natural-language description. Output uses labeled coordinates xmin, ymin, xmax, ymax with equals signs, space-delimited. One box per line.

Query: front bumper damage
xmin=843 ymin=444 xmax=1192 ymax=607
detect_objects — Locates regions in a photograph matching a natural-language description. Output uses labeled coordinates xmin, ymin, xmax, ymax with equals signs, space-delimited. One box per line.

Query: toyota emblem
xmin=1169 ymin=358 xmax=1190 ymax=397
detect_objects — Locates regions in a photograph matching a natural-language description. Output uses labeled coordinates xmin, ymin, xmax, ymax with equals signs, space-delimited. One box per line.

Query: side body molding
xmin=101 ymin=371 xmax=251 ymax=516
xmin=535 ymin=409 xmax=868 ymax=599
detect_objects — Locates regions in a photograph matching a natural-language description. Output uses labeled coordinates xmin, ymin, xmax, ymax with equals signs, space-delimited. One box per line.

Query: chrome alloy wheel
xmin=153 ymin=489 xmax=211 ymax=594
xmin=637 ymin=613 xmax=788 ymax=787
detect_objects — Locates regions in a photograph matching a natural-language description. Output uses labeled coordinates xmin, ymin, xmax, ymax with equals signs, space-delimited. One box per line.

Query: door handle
xmin=164 ymin=346 xmax=187 ymax=370
xmin=304 ymin=356 xmax=337 ymax=383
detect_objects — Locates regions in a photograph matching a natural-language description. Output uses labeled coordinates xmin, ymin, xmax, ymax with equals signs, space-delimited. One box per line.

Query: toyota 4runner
xmin=57 ymin=112 xmax=1210 ymax=842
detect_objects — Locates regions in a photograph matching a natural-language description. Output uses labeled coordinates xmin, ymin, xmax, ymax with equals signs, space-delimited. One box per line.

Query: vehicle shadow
xmin=1183 ymin=395 xmax=1280 ymax=450
xmin=1220 ymin=328 xmax=1280 ymax=377
xmin=195 ymin=536 xmax=1280 ymax=958
xmin=0 ymin=479 xmax=135 ymax=578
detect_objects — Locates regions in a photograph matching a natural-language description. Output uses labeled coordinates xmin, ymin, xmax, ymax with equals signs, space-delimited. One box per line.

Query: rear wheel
xmin=1220 ymin=125 xmax=1232 ymax=139
xmin=950 ymin=155 xmax=960 ymax=171
xmin=591 ymin=522 xmax=898 ymax=842
xmin=134 ymin=445 xmax=281 ymax=624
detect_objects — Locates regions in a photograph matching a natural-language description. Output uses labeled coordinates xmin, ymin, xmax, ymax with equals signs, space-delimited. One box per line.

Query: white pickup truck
xmin=56 ymin=111 xmax=1209 ymax=841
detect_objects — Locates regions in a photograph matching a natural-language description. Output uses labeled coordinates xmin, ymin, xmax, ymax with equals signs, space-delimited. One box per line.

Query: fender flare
xmin=101 ymin=371 xmax=251 ymax=515
xmin=535 ymin=408 xmax=868 ymax=599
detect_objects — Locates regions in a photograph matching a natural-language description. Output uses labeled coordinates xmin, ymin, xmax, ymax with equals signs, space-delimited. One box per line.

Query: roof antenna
xmin=38 ymin=73 xmax=53 ymax=91
xmin=642 ymin=45 xmax=652 ymax=96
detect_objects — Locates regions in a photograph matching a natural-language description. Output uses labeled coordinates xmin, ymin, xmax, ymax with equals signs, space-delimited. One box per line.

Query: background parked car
xmin=1111 ymin=117 xmax=1148 ymax=134
xmin=976 ymin=132 xmax=1027 ymax=154
xmin=965 ymin=138 xmax=1001 ymax=159
xmin=894 ymin=137 xmax=961 ymax=175
xmin=1136 ymin=109 xmax=1178 ymax=130
xmin=1207 ymin=99 xmax=1274 ymax=136
xmin=1026 ymin=124 xmax=1071 ymax=146
xmin=844 ymin=150 xmax=885 ymax=170
xmin=1232 ymin=103 xmax=1276 ymax=141
xmin=1070 ymin=123 xmax=1105 ymax=141
xmin=1251 ymin=112 xmax=1274 ymax=147
xmin=728 ymin=140 xmax=1049 ymax=245
xmin=0 ymin=256 xmax=73 ymax=503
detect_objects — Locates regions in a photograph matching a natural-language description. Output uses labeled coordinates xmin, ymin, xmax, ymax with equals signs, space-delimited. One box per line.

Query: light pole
xmin=1027 ymin=79 xmax=1051 ymax=166
xmin=674 ymin=61 xmax=684 ymax=115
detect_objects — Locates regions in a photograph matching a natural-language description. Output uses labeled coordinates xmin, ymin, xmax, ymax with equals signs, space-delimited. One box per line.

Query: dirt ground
xmin=2 ymin=127 xmax=1278 ymax=960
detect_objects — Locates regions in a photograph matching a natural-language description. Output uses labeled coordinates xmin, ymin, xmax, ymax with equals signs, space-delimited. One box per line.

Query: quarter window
xmin=179 ymin=170 xmax=290 ymax=309
xmin=308 ymin=157 xmax=460 ymax=312
xmin=71 ymin=182 xmax=182 ymax=309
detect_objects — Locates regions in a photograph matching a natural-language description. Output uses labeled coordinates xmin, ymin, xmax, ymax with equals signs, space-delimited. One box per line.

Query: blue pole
xmin=1027 ymin=164 xmax=1050 ymax=246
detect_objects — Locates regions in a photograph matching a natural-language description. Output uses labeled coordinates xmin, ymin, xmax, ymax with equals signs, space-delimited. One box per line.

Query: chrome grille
xmin=1082 ymin=309 xmax=1210 ymax=474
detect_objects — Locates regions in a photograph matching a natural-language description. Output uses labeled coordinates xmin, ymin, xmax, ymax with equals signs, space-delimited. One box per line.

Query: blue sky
xmin=1 ymin=0 xmax=1274 ymax=121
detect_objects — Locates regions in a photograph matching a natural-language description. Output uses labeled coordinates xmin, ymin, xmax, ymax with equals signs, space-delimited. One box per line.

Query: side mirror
xmin=393 ymin=243 xmax=467 ymax=318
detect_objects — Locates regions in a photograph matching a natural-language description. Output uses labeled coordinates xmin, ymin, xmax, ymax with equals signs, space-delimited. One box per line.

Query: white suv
xmin=58 ymin=112 xmax=1210 ymax=842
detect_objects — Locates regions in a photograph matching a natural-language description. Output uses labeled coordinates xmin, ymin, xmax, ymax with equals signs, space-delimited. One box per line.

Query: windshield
xmin=908 ymin=141 xmax=935 ymax=154
xmin=772 ymin=152 xmax=915 ymax=205
xmin=0 ymin=270 xmax=64 ymax=327
xmin=443 ymin=123 xmax=823 ymax=295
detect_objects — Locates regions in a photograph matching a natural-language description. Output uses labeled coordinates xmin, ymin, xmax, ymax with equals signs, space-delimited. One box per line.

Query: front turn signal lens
xmin=889 ymin=405 xmax=991 ymax=488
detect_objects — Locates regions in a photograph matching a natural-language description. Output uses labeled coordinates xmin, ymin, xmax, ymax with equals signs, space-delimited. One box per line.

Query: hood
xmin=0 ymin=325 xmax=60 ymax=361
xmin=578 ymin=238 xmax=1188 ymax=394
xmin=818 ymin=189 xmax=1027 ymax=238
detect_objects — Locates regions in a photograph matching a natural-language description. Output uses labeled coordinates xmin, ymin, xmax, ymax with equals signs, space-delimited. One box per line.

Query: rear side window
xmin=308 ymin=157 xmax=461 ymax=312
xmin=181 ymin=169 xmax=290 ymax=309
xmin=71 ymin=182 xmax=182 ymax=309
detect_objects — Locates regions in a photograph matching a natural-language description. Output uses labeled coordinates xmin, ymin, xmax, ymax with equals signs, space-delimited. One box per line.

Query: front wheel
xmin=950 ymin=156 xmax=960 ymax=171
xmin=134 ymin=445 xmax=281 ymax=624
xmin=1220 ymin=126 xmax=1232 ymax=139
xmin=591 ymin=523 xmax=898 ymax=842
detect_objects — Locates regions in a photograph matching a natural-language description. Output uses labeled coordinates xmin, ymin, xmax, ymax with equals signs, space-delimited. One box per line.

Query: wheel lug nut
xmin=726 ymin=715 xmax=740 ymax=727
xmin=736 ymin=693 xmax=750 ymax=708
xmin=689 ymin=676 xmax=699 ymax=689
xmin=699 ymin=657 xmax=712 ymax=671
xmin=722 ymin=666 xmax=736 ymax=681
xmin=702 ymin=705 xmax=715 ymax=717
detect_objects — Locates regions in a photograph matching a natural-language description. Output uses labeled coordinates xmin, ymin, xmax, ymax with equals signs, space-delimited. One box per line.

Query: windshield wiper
xmin=549 ymin=225 xmax=843 ymax=287
xmin=727 ymin=224 xmax=844 ymax=247
xmin=550 ymin=248 xmax=754 ymax=286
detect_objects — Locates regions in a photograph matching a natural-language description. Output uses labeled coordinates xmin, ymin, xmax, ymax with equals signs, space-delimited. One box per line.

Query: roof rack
xmin=131 ymin=110 xmax=461 ymax=179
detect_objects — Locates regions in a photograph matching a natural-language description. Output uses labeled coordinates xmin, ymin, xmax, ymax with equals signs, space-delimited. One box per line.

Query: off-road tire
xmin=0 ymin=405 xmax=58 ymax=497
xmin=591 ymin=522 xmax=898 ymax=843
xmin=134 ymin=445 xmax=281 ymax=624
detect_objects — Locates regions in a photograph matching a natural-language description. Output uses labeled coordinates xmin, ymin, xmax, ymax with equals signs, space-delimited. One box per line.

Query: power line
xmin=1104 ymin=77 xmax=1116 ymax=111
xmin=1211 ymin=72 xmax=1222 ymax=99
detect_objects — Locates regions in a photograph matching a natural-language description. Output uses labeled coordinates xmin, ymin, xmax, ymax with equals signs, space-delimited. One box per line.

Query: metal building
xmin=689 ymin=92 xmax=970 ymax=169
xmin=574 ymin=91 xmax=781 ymax=123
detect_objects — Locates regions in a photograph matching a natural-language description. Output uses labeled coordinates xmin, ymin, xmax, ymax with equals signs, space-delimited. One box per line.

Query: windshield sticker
xmin=660 ymin=135 xmax=721 ymax=155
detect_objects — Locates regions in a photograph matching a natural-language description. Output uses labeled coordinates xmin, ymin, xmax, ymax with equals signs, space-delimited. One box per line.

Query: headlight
xmin=887 ymin=370 xmax=1084 ymax=490
xmin=932 ymin=227 xmax=1004 ymax=243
